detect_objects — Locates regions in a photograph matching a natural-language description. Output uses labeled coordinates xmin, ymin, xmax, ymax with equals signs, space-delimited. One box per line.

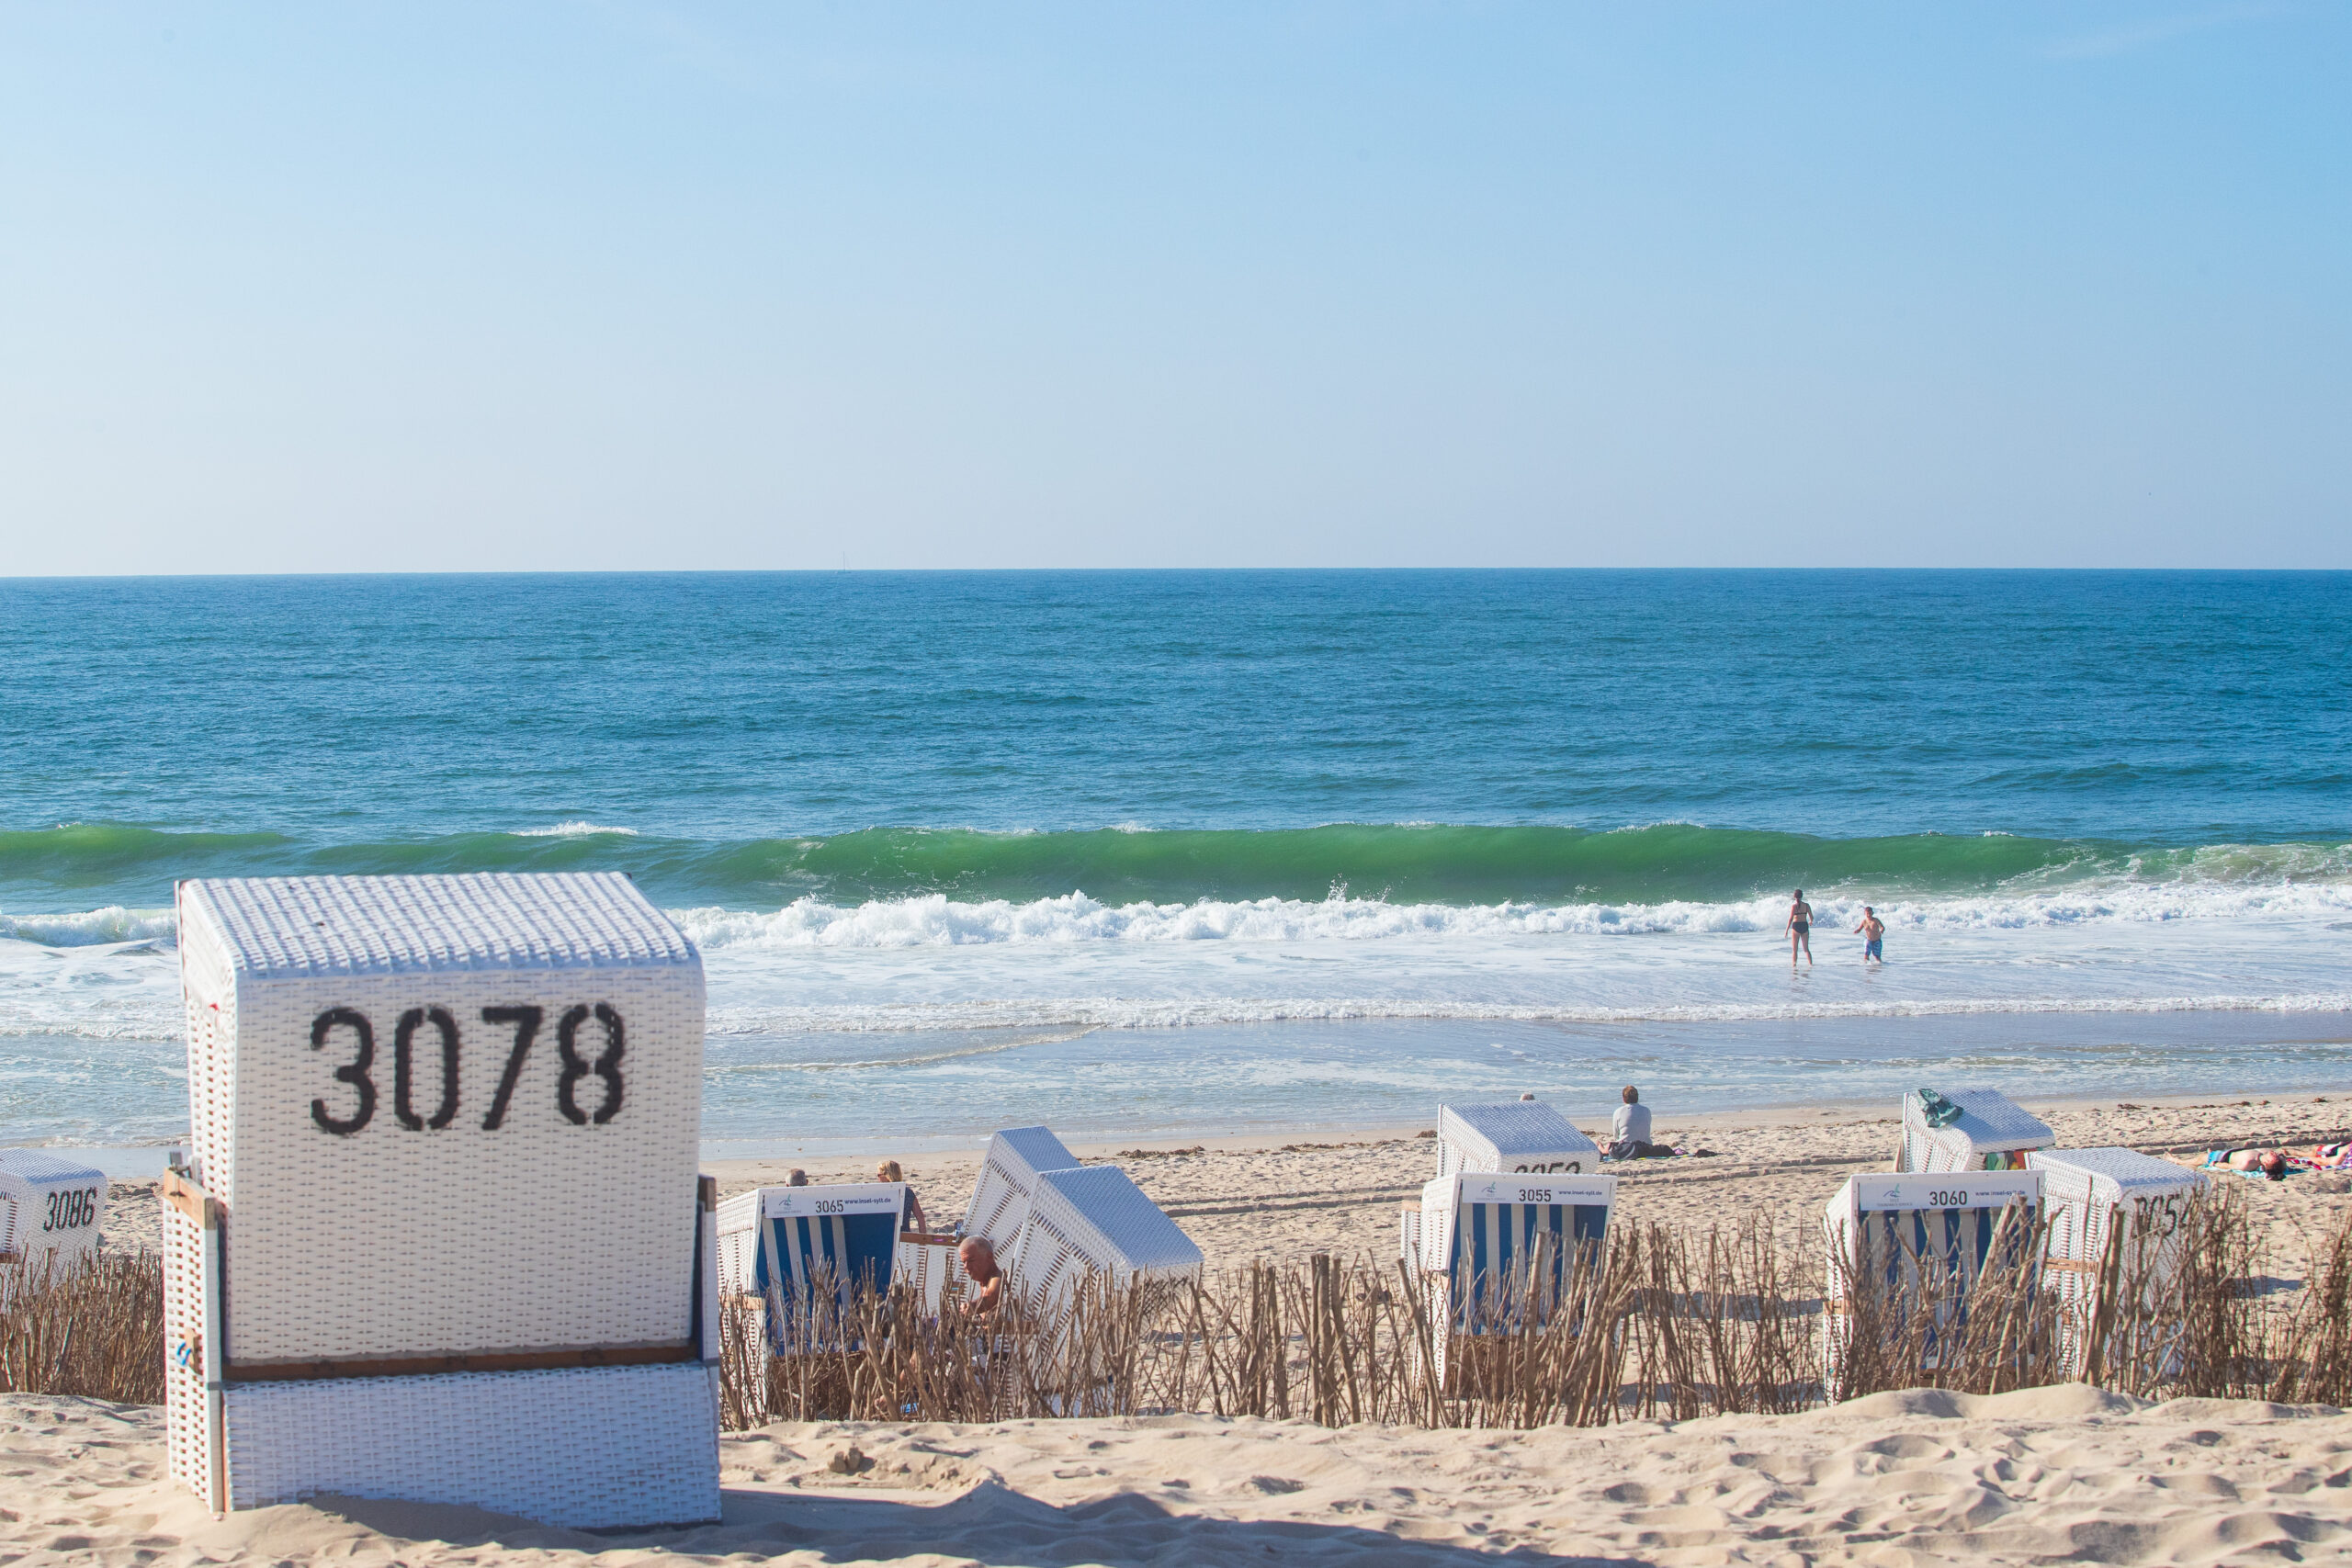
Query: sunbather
xmin=2207 ymin=1147 xmax=2290 ymax=1180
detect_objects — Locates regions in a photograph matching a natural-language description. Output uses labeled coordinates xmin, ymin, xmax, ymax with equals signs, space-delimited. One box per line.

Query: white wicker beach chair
xmin=1004 ymin=1165 xmax=1204 ymax=1315
xmin=960 ymin=1124 xmax=1081 ymax=1254
xmin=1434 ymin=1101 xmax=1600 ymax=1179
xmin=716 ymin=1181 xmax=908 ymax=1348
xmin=1820 ymin=1171 xmax=2043 ymax=1385
xmin=0 ymin=1150 xmax=107 ymax=1287
xmin=163 ymin=874 xmax=718 ymax=1529
xmin=2028 ymin=1147 xmax=2209 ymax=1377
xmin=1895 ymin=1089 xmax=2055 ymax=1172
xmin=1412 ymin=1171 xmax=1616 ymax=1388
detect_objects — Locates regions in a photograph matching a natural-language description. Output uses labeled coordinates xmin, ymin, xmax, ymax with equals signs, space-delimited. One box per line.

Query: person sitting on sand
xmin=957 ymin=1237 xmax=1004 ymax=1318
xmin=786 ymin=1168 xmax=809 ymax=1187
xmin=1852 ymin=906 xmax=1885 ymax=965
xmin=1607 ymin=1085 xmax=1655 ymax=1159
xmin=877 ymin=1158 xmax=927 ymax=1231
xmin=1786 ymin=890 xmax=1814 ymax=967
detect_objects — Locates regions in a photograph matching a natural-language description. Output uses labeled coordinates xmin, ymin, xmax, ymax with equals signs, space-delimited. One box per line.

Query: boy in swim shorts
xmin=1852 ymin=906 xmax=1884 ymax=964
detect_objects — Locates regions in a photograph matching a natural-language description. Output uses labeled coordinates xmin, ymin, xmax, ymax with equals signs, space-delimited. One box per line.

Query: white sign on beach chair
xmin=1435 ymin=1101 xmax=1600 ymax=1179
xmin=1414 ymin=1171 xmax=1616 ymax=1387
xmin=2028 ymin=1146 xmax=2209 ymax=1377
xmin=0 ymin=1150 xmax=108 ymax=1291
xmin=1896 ymin=1089 xmax=2054 ymax=1173
xmin=960 ymin=1124 xmax=1081 ymax=1254
xmin=164 ymin=874 xmax=719 ymax=1529
xmin=1821 ymin=1171 xmax=2042 ymax=1385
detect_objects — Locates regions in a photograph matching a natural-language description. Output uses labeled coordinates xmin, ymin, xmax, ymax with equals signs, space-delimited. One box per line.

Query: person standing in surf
xmin=1852 ymin=906 xmax=1885 ymax=964
xmin=1786 ymin=889 xmax=1814 ymax=966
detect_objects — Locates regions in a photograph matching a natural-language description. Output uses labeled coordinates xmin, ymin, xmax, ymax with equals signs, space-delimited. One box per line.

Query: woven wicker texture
xmin=0 ymin=1152 xmax=107 ymax=1272
xmin=1006 ymin=1166 xmax=1203 ymax=1311
xmin=161 ymin=1204 xmax=211 ymax=1504
xmin=960 ymin=1125 xmax=1080 ymax=1251
xmin=1898 ymin=1089 xmax=2055 ymax=1172
xmin=2029 ymin=1150 xmax=2207 ymax=1376
xmin=176 ymin=874 xmax=704 ymax=1362
xmin=219 ymin=1362 xmax=720 ymax=1527
xmin=1434 ymin=1102 xmax=1600 ymax=1179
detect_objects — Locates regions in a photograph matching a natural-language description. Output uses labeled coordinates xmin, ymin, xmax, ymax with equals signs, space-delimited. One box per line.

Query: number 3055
xmin=306 ymin=1004 xmax=626 ymax=1135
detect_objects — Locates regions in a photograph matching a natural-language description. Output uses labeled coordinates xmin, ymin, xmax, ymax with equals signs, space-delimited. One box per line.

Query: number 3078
xmin=304 ymin=1004 xmax=627 ymax=1135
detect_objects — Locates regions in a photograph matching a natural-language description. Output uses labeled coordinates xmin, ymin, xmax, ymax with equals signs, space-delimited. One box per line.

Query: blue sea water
xmin=2 ymin=570 xmax=2347 ymax=1152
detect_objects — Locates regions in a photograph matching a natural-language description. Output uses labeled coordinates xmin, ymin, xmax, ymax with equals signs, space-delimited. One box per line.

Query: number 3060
xmin=306 ymin=1004 xmax=626 ymax=1136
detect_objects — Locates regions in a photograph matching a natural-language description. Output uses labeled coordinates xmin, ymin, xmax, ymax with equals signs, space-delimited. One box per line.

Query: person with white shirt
xmin=1609 ymin=1086 xmax=1655 ymax=1159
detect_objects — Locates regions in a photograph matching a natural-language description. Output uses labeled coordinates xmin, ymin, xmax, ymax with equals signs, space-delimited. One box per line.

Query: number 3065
xmin=306 ymin=1004 xmax=627 ymax=1136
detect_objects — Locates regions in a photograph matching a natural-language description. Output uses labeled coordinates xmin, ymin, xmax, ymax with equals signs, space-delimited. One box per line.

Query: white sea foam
xmin=0 ymin=907 xmax=177 ymax=946
xmin=668 ymin=877 xmax=2352 ymax=953
xmin=513 ymin=821 xmax=639 ymax=838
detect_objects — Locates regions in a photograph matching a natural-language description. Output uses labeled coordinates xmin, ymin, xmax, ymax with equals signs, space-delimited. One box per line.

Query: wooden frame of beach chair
xmin=1820 ymin=1171 xmax=2042 ymax=1391
xmin=1434 ymin=1101 xmax=1600 ymax=1179
xmin=960 ymin=1124 xmax=1082 ymax=1255
xmin=2027 ymin=1147 xmax=2208 ymax=1379
xmin=715 ymin=1180 xmax=909 ymax=1350
xmin=0 ymin=1150 xmax=108 ymax=1288
xmin=1895 ymin=1089 xmax=2055 ymax=1173
xmin=1412 ymin=1172 xmax=1616 ymax=1391
xmin=162 ymin=874 xmax=720 ymax=1529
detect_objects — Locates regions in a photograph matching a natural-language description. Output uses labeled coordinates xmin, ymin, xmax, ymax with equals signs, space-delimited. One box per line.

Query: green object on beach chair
xmin=1917 ymin=1089 xmax=1964 ymax=1129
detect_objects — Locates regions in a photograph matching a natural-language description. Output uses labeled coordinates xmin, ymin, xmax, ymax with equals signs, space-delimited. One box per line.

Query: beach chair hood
xmin=1435 ymin=1101 xmax=1600 ymax=1179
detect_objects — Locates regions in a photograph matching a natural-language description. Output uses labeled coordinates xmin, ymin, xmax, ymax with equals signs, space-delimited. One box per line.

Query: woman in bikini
xmin=1786 ymin=889 xmax=1814 ymax=967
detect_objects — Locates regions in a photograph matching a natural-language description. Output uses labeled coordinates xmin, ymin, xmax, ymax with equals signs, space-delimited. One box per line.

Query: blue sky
xmin=1 ymin=4 xmax=2344 ymax=571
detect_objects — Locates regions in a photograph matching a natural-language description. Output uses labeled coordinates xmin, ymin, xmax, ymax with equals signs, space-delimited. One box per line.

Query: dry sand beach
xmin=33 ymin=1094 xmax=2352 ymax=1566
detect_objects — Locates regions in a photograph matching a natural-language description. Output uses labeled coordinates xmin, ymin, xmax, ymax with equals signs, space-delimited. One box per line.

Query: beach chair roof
xmin=177 ymin=873 xmax=695 ymax=977
xmin=1905 ymin=1088 xmax=2054 ymax=1152
xmin=0 ymin=1150 xmax=104 ymax=1186
xmin=2028 ymin=1146 xmax=2207 ymax=1196
xmin=1027 ymin=1166 xmax=1204 ymax=1278
xmin=989 ymin=1125 xmax=1081 ymax=1182
xmin=1438 ymin=1101 xmax=1600 ymax=1164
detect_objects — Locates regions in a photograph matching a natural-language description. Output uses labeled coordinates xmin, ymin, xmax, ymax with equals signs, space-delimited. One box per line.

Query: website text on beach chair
xmin=1895 ymin=1088 xmax=2055 ymax=1173
xmin=1820 ymin=1171 xmax=2042 ymax=1389
xmin=717 ymin=1182 xmax=910 ymax=1348
xmin=1434 ymin=1100 xmax=1601 ymax=1179
xmin=1411 ymin=1171 xmax=1616 ymax=1389
xmin=1005 ymin=1165 xmax=1204 ymax=1316
xmin=2028 ymin=1147 xmax=2209 ymax=1378
xmin=161 ymin=874 xmax=719 ymax=1529
xmin=961 ymin=1124 xmax=1082 ymax=1256
xmin=0 ymin=1150 xmax=108 ymax=1292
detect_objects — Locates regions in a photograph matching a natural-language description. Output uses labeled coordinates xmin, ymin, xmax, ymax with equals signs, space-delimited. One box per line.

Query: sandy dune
xmin=7 ymin=1386 xmax=2351 ymax=1565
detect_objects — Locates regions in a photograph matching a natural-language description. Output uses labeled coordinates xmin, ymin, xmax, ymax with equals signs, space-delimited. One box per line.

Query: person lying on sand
xmin=2203 ymin=1148 xmax=2290 ymax=1179
xmin=958 ymin=1237 xmax=1004 ymax=1318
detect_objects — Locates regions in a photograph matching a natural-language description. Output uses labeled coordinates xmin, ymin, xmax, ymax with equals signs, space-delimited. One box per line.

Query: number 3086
xmin=306 ymin=1004 xmax=627 ymax=1136
xmin=44 ymin=1188 xmax=98 ymax=1231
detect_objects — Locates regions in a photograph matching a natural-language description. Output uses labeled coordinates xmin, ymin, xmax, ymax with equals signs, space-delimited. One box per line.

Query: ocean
xmin=2 ymin=570 xmax=2346 ymax=1158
